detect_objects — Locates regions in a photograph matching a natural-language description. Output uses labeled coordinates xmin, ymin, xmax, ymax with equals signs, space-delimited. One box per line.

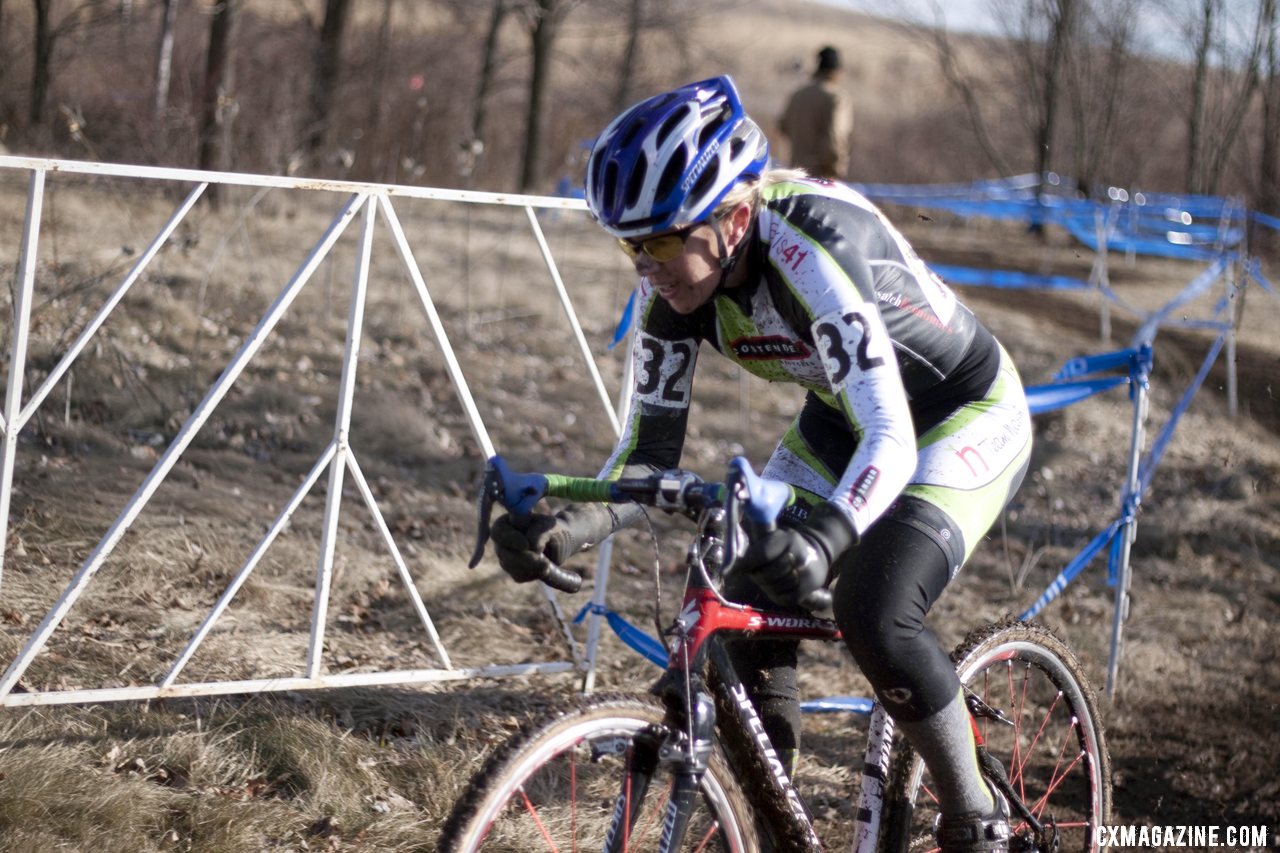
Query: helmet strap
xmin=713 ymin=212 xmax=754 ymax=290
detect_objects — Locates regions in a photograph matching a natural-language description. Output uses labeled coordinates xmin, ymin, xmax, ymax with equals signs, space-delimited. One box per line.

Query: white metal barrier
xmin=0 ymin=155 xmax=626 ymax=707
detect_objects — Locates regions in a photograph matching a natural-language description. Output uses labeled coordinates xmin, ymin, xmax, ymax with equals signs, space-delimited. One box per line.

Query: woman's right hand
xmin=489 ymin=512 xmax=585 ymax=593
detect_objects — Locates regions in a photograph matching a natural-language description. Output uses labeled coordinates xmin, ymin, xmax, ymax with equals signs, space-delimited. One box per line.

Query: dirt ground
xmin=0 ymin=172 xmax=1276 ymax=850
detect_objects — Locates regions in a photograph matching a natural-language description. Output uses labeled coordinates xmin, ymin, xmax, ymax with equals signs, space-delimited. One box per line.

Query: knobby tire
xmin=878 ymin=620 xmax=1113 ymax=853
xmin=437 ymin=694 xmax=758 ymax=852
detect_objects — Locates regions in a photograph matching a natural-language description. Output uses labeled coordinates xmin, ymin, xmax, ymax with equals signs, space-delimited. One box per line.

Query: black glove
xmin=489 ymin=504 xmax=614 ymax=593
xmin=736 ymin=502 xmax=857 ymax=612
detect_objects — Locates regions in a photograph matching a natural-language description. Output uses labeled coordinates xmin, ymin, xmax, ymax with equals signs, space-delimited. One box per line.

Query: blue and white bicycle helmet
xmin=585 ymin=75 xmax=769 ymax=239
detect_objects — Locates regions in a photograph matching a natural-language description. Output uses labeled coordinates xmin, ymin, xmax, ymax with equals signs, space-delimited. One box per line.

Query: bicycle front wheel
xmin=437 ymin=694 xmax=758 ymax=853
xmin=881 ymin=621 xmax=1112 ymax=853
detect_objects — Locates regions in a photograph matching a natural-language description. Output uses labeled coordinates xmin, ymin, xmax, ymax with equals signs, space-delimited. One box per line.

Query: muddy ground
xmin=0 ymin=177 xmax=1275 ymax=850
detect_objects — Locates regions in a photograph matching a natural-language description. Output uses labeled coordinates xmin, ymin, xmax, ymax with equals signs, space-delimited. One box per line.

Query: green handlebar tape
xmin=543 ymin=474 xmax=616 ymax=503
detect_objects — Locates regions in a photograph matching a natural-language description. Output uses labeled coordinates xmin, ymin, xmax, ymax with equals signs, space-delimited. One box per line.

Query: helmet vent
xmin=589 ymin=147 xmax=606 ymax=184
xmin=698 ymin=104 xmax=731 ymax=148
xmin=617 ymin=116 xmax=644 ymax=150
xmin=602 ymin=161 xmax=620 ymax=209
xmin=690 ymin=161 xmax=719 ymax=200
xmin=655 ymin=146 xmax=688 ymax=202
xmin=624 ymin=158 xmax=648 ymax=207
xmin=656 ymin=106 xmax=688 ymax=147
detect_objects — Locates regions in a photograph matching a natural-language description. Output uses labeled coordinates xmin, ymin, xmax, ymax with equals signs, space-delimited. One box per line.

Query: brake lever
xmin=723 ymin=457 xmax=794 ymax=566
xmin=468 ymin=456 xmax=551 ymax=568
xmin=469 ymin=460 xmax=501 ymax=568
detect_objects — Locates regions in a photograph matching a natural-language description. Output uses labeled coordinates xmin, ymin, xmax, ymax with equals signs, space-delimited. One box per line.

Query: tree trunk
xmin=30 ymin=0 xmax=53 ymax=125
xmin=613 ymin=0 xmax=643 ymax=114
xmin=1035 ymin=0 xmax=1076 ymax=193
xmin=1202 ymin=0 xmax=1270 ymax=194
xmin=471 ymin=0 xmax=509 ymax=144
xmin=198 ymin=0 xmax=234 ymax=203
xmin=1262 ymin=0 xmax=1280 ymax=216
xmin=923 ymin=23 xmax=1011 ymax=177
xmin=364 ymin=0 xmax=394 ymax=179
xmin=1068 ymin=0 xmax=1137 ymax=194
xmin=306 ymin=0 xmax=352 ymax=166
xmin=0 ymin=0 xmax=8 ymax=94
xmin=154 ymin=0 xmax=178 ymax=117
xmin=1186 ymin=0 xmax=1215 ymax=194
xmin=520 ymin=0 xmax=560 ymax=193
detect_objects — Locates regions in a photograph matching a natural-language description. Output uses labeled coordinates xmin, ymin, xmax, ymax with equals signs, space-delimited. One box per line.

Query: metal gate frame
xmin=0 ymin=155 xmax=624 ymax=707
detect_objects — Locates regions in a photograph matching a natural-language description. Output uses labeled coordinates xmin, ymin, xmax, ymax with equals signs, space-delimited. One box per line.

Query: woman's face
xmin=629 ymin=223 xmax=721 ymax=314
xmin=623 ymin=204 xmax=751 ymax=314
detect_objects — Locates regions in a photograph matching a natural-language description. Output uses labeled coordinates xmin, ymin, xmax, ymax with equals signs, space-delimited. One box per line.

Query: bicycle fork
xmin=601 ymin=691 xmax=718 ymax=853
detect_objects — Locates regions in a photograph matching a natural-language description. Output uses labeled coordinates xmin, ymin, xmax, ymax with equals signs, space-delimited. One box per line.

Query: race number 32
xmin=636 ymin=334 xmax=694 ymax=405
xmin=814 ymin=309 xmax=885 ymax=386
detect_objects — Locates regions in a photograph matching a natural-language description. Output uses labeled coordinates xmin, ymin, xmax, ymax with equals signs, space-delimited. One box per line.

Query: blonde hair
xmin=713 ymin=167 xmax=811 ymax=219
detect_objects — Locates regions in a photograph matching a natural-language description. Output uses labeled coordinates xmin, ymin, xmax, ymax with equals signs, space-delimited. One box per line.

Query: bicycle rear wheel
xmin=437 ymin=694 xmax=758 ymax=852
xmin=880 ymin=621 xmax=1111 ymax=853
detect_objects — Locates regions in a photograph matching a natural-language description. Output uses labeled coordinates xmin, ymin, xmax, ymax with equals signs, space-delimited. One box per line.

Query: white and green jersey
xmin=603 ymin=178 xmax=1020 ymax=543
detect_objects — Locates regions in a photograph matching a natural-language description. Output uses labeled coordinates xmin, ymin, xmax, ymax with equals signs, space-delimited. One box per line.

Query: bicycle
xmin=438 ymin=456 xmax=1112 ymax=852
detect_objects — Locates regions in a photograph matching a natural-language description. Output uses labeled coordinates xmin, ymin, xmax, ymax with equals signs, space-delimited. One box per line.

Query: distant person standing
xmin=780 ymin=45 xmax=853 ymax=180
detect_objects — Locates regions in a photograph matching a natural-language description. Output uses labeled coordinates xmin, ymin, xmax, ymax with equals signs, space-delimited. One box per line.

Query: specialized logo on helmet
xmin=681 ymin=138 xmax=721 ymax=194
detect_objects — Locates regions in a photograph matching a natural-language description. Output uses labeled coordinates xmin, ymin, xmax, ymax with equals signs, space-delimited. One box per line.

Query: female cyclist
xmin=489 ymin=75 xmax=1030 ymax=853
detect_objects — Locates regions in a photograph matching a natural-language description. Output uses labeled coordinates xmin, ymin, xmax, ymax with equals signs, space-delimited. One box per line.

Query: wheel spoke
xmin=884 ymin=626 xmax=1110 ymax=853
xmin=518 ymin=785 xmax=562 ymax=853
xmin=1030 ymin=747 xmax=1086 ymax=820
xmin=691 ymin=822 xmax=721 ymax=853
xmin=1014 ymin=689 xmax=1062 ymax=788
xmin=439 ymin=698 xmax=757 ymax=851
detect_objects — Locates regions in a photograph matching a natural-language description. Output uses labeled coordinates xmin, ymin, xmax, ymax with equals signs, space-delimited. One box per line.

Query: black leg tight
xmin=831 ymin=513 xmax=961 ymax=722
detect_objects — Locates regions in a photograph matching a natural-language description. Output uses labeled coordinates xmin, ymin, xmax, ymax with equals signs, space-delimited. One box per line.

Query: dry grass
xmin=1 ymin=109 xmax=1278 ymax=852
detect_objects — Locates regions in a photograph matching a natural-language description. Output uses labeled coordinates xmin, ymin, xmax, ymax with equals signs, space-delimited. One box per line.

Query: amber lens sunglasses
xmin=617 ymin=222 xmax=704 ymax=263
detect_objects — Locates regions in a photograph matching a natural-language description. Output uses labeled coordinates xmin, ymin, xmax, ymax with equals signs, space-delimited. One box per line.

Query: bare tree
xmin=994 ymin=0 xmax=1081 ymax=192
xmin=1262 ymin=0 xmax=1280 ymax=215
xmin=0 ymin=0 xmax=8 ymax=98
xmin=613 ymin=0 xmax=643 ymax=113
xmin=1182 ymin=0 xmax=1270 ymax=193
xmin=366 ymin=0 xmax=393 ymax=129
xmin=27 ymin=0 xmax=113 ymax=125
xmin=153 ymin=0 xmax=178 ymax=117
xmin=1065 ymin=0 xmax=1141 ymax=192
xmin=197 ymin=0 xmax=234 ymax=199
xmin=471 ymin=0 xmax=511 ymax=146
xmin=518 ymin=0 xmax=575 ymax=192
xmin=917 ymin=16 xmax=1014 ymax=176
xmin=1185 ymin=0 xmax=1216 ymax=191
xmin=305 ymin=0 xmax=352 ymax=166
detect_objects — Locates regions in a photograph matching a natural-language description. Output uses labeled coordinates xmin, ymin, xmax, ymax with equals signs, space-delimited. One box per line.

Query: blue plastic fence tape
xmin=930 ymin=263 xmax=1091 ymax=291
xmin=1138 ymin=332 xmax=1227 ymax=496
xmin=573 ymin=603 xmax=667 ymax=667
xmin=1019 ymin=519 xmax=1123 ymax=620
xmin=1248 ymin=258 xmax=1276 ymax=294
xmin=609 ymin=289 xmax=636 ymax=350
xmin=1025 ymin=377 xmax=1128 ymax=415
xmin=1252 ymin=210 xmax=1280 ymax=231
